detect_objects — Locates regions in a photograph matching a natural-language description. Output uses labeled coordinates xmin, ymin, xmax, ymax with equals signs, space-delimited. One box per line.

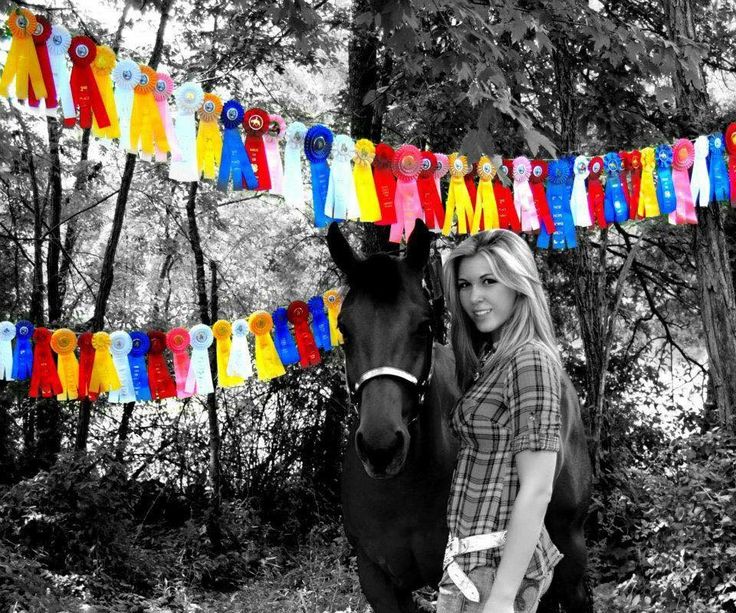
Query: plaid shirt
xmin=446 ymin=340 xmax=564 ymax=579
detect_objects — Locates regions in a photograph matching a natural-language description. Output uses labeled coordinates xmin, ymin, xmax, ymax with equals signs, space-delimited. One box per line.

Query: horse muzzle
xmin=355 ymin=425 xmax=410 ymax=479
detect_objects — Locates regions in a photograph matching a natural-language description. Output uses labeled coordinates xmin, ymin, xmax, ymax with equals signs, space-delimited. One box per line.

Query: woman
xmin=437 ymin=229 xmax=563 ymax=613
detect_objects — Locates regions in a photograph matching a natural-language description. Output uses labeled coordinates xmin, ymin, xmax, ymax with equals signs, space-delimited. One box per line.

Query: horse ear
xmin=405 ymin=220 xmax=431 ymax=272
xmin=327 ymin=222 xmax=359 ymax=280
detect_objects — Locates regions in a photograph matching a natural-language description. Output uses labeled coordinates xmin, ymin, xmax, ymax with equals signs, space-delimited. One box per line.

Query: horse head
xmin=327 ymin=222 xmax=433 ymax=479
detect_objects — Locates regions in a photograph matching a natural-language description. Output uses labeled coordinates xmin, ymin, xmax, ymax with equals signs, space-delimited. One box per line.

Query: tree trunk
xmin=185 ymin=182 xmax=211 ymax=325
xmin=46 ymin=117 xmax=63 ymax=325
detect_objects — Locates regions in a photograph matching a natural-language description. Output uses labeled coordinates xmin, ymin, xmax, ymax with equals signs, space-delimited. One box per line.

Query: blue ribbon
xmin=603 ymin=152 xmax=628 ymax=223
xmin=129 ymin=330 xmax=152 ymax=401
xmin=308 ymin=296 xmax=332 ymax=352
xmin=538 ymin=158 xmax=576 ymax=250
xmin=11 ymin=320 xmax=34 ymax=380
xmin=304 ymin=124 xmax=334 ymax=228
xmin=655 ymin=144 xmax=677 ymax=215
xmin=272 ymin=307 xmax=300 ymax=365
xmin=708 ymin=133 xmax=730 ymax=203
xmin=217 ymin=100 xmax=257 ymax=192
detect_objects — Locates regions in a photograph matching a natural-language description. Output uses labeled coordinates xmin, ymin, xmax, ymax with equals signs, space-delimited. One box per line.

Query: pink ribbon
xmin=670 ymin=139 xmax=697 ymax=225
xmin=166 ymin=327 xmax=193 ymax=398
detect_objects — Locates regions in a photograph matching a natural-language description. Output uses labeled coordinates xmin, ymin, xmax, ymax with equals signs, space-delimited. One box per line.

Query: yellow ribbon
xmin=442 ymin=153 xmax=473 ymax=236
xmin=51 ymin=328 xmax=79 ymax=401
xmin=248 ymin=311 xmax=286 ymax=381
xmin=91 ymin=45 xmax=120 ymax=140
xmin=323 ymin=289 xmax=344 ymax=346
xmin=471 ymin=155 xmax=500 ymax=233
xmin=637 ymin=147 xmax=660 ymax=219
xmin=129 ymin=64 xmax=169 ymax=159
xmin=0 ymin=9 xmax=46 ymax=101
xmin=212 ymin=320 xmax=244 ymax=388
xmin=197 ymin=93 xmax=223 ymax=179
xmin=88 ymin=332 xmax=121 ymax=396
xmin=353 ymin=139 xmax=382 ymax=222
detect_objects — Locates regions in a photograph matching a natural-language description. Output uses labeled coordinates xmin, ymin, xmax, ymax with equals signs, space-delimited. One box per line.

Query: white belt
xmin=443 ymin=531 xmax=507 ymax=602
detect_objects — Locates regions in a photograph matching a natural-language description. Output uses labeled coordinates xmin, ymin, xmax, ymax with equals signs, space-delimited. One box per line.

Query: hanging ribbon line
xmin=112 ymin=58 xmax=140 ymax=151
xmin=29 ymin=328 xmax=63 ymax=398
xmin=671 ymin=138 xmax=698 ymax=225
xmin=305 ymin=124 xmax=334 ymax=228
xmin=68 ymin=36 xmax=110 ymax=130
xmin=373 ymin=143 xmax=397 ymax=225
xmin=603 ymin=152 xmax=629 ymax=224
xmin=166 ymin=327 xmax=193 ymax=399
xmin=323 ymin=290 xmax=344 ymax=347
xmin=12 ymin=320 xmax=34 ymax=380
xmin=0 ymin=9 xmax=46 ymax=102
xmin=353 ymin=139 xmax=382 ymax=222
xmin=390 ymin=144 xmax=424 ymax=243
xmin=326 ymin=134 xmax=361 ymax=222
xmin=27 ymin=15 xmax=57 ymax=114
xmin=109 ymin=331 xmax=137 ymax=404
xmin=147 ymin=330 xmax=177 ymax=400
xmin=570 ymin=155 xmax=592 ymax=227
xmin=418 ymin=151 xmax=445 ymax=231
xmin=185 ymin=324 xmax=214 ymax=396
xmin=287 ymin=301 xmax=321 ymax=368
xmin=50 ymin=328 xmax=78 ymax=400
xmin=637 ymin=148 xmax=660 ymax=219
xmin=88 ymin=332 xmax=121 ymax=400
xmin=655 ymin=145 xmax=677 ymax=216
xmin=212 ymin=320 xmax=243 ymax=388
xmin=196 ymin=93 xmax=222 ymax=180
xmin=308 ymin=296 xmax=332 ymax=352
xmin=708 ymin=133 xmax=730 ymax=204
xmin=218 ymin=99 xmax=257 ymax=191
xmin=512 ymin=156 xmax=540 ymax=232
xmin=690 ymin=135 xmax=711 ymax=208
xmin=248 ymin=311 xmax=286 ymax=381
xmin=529 ymin=160 xmax=555 ymax=235
xmin=538 ymin=158 xmax=576 ymax=251
xmin=442 ymin=152 xmax=473 ymax=236
xmin=494 ymin=160 xmax=521 ymax=233
xmin=243 ymin=107 xmax=272 ymax=191
xmin=169 ymin=81 xmax=204 ymax=182
xmin=129 ymin=64 xmax=167 ymax=161
xmin=0 ymin=321 xmax=15 ymax=381
xmin=587 ymin=156 xmax=607 ymax=229
xmin=227 ymin=319 xmax=254 ymax=380
xmin=91 ymin=45 xmax=120 ymax=139
xmin=153 ymin=71 xmax=179 ymax=162
xmin=283 ymin=121 xmax=307 ymax=209
xmin=264 ymin=114 xmax=285 ymax=196
xmin=129 ymin=331 xmax=153 ymax=401
xmin=46 ymin=24 xmax=75 ymax=124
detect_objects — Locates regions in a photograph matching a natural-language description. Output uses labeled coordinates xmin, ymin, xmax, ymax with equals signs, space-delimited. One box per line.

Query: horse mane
xmin=350 ymin=253 xmax=403 ymax=303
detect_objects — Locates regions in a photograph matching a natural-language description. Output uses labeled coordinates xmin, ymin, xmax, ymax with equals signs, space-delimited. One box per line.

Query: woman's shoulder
xmin=511 ymin=339 xmax=558 ymax=366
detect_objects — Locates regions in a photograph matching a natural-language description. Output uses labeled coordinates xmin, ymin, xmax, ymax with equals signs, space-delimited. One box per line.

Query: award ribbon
xmin=587 ymin=156 xmax=607 ymax=229
xmin=305 ymin=124 xmax=334 ymax=228
xmin=308 ymin=296 xmax=332 ymax=352
xmin=196 ymin=93 xmax=222 ymax=180
xmin=494 ymin=160 xmax=521 ymax=232
xmin=655 ymin=145 xmax=677 ymax=215
xmin=47 ymin=25 xmax=76 ymax=125
xmin=77 ymin=332 xmax=94 ymax=399
xmin=51 ymin=328 xmax=78 ymax=400
xmin=538 ymin=158 xmax=576 ymax=251
xmin=153 ymin=72 xmax=179 ymax=162
xmin=227 ymin=319 xmax=254 ymax=380
xmin=570 ymin=155 xmax=592 ymax=227
xmin=725 ymin=123 xmax=736 ymax=207
xmin=442 ymin=153 xmax=473 ymax=236
xmin=109 ymin=331 xmax=136 ymax=404
xmin=243 ymin=107 xmax=272 ymax=191
xmin=129 ymin=65 xmax=168 ymax=161
xmin=464 ymin=162 xmax=478 ymax=205
xmin=287 ymin=301 xmax=321 ymax=368
xmin=212 ymin=320 xmax=243 ymax=388
xmin=513 ymin=156 xmax=541 ymax=232
xmin=68 ymin=36 xmax=110 ymax=130
xmin=248 ymin=311 xmax=286 ymax=381
xmin=628 ymin=151 xmax=643 ymax=220
xmin=529 ymin=161 xmax=555 ymax=235
xmin=670 ymin=138 xmax=697 ymax=225
xmin=326 ymin=135 xmax=361 ymax=221
xmin=185 ymin=324 xmax=214 ymax=395
xmin=12 ymin=320 xmax=34 ymax=380
xmin=637 ymin=148 xmax=660 ymax=219
xmin=88 ymin=331 xmax=121 ymax=400
xmin=129 ymin=331 xmax=152 ymax=401
xmin=602 ymin=152 xmax=629 ymax=223
xmin=0 ymin=322 xmax=14 ymax=381
xmin=169 ymin=81 xmax=204 ymax=182
xmin=434 ymin=153 xmax=449 ymax=202
xmin=618 ymin=150 xmax=633 ymax=212
xmin=264 ymin=114 xmax=286 ymax=195
xmin=390 ymin=144 xmax=424 ymax=243
xmin=217 ymin=100 xmax=257 ymax=191
xmin=323 ymin=290 xmax=344 ymax=346
xmin=27 ymin=15 xmax=57 ymax=114
xmin=283 ymin=122 xmax=307 ymax=209
xmin=272 ymin=307 xmax=300 ymax=366
xmin=0 ymin=9 xmax=46 ymax=102
xmin=29 ymin=328 xmax=63 ymax=398
xmin=708 ymin=133 xmax=730 ymax=204
xmin=147 ymin=330 xmax=176 ymax=400
xmin=166 ymin=327 xmax=193 ymax=398
xmin=353 ymin=139 xmax=382 ymax=222
xmin=373 ymin=143 xmax=397 ymax=225
xmin=690 ymin=135 xmax=711 ymax=208
xmin=417 ymin=151 xmax=445 ymax=231
xmin=112 ymin=59 xmax=140 ymax=151
xmin=91 ymin=45 xmax=120 ymax=139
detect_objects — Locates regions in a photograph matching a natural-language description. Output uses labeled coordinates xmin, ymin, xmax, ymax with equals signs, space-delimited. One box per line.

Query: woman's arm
xmin=483 ymin=449 xmax=557 ymax=613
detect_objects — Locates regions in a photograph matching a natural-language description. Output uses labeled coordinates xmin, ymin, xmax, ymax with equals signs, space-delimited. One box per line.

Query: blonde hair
xmin=442 ymin=230 xmax=561 ymax=391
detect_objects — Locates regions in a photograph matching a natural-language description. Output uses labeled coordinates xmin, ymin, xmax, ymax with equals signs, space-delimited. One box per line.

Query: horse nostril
xmin=356 ymin=431 xmax=368 ymax=460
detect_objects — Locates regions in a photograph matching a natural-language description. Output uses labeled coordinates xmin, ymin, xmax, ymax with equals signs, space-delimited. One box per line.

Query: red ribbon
xmin=725 ymin=123 xmax=736 ymax=207
xmin=27 ymin=15 xmax=57 ymax=111
xmin=68 ymin=36 xmax=110 ymax=130
xmin=77 ymin=331 xmax=95 ymax=400
xmin=147 ymin=330 xmax=176 ymax=400
xmin=587 ymin=156 xmax=607 ymax=229
xmin=530 ymin=160 xmax=555 ymax=235
xmin=494 ymin=160 xmax=520 ymax=232
xmin=618 ymin=150 xmax=632 ymax=210
xmin=243 ymin=107 xmax=272 ymax=191
xmin=464 ymin=162 xmax=478 ymax=205
xmin=287 ymin=301 xmax=321 ymax=368
xmin=373 ymin=143 xmax=397 ymax=225
xmin=29 ymin=327 xmax=63 ymax=398
xmin=628 ymin=150 xmax=642 ymax=220
xmin=417 ymin=151 xmax=445 ymax=229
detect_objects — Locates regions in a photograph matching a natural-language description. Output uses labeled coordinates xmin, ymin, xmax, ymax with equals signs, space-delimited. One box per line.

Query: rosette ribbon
xmin=29 ymin=328 xmax=63 ymax=398
xmin=690 ymin=136 xmax=711 ymax=208
xmin=0 ymin=9 xmax=46 ymax=102
xmin=326 ymin=135 xmax=361 ymax=221
xmin=629 ymin=151 xmax=643 ymax=220
xmin=529 ymin=161 xmax=555 ymax=235
xmin=27 ymin=15 xmax=57 ymax=114
xmin=637 ymin=148 xmax=660 ymax=219
xmin=726 ymin=123 xmax=736 ymax=207
xmin=305 ymin=124 xmax=334 ymax=228
xmin=373 ymin=144 xmax=397 ymax=225
xmin=513 ymin=156 xmax=541 ymax=232
xmin=243 ymin=107 xmax=272 ymax=191
xmin=602 ymin=152 xmax=629 ymax=223
xmin=283 ymin=122 xmax=307 ymax=209
xmin=434 ymin=153 xmax=449 ymax=201
xmin=12 ymin=320 xmax=34 ymax=380
xmin=442 ymin=153 xmax=474 ymax=236
xmin=217 ymin=100 xmax=257 ymax=191
xmin=166 ymin=327 xmax=193 ymax=399
xmin=108 ymin=331 xmax=136 ymax=404
xmin=417 ymin=151 xmax=445 ymax=231
xmin=494 ymin=160 xmax=521 ymax=232
xmin=129 ymin=65 xmax=168 ymax=161
xmin=323 ymin=290 xmax=344 ymax=346
xmin=353 ymin=139 xmax=382 ymax=222
xmin=185 ymin=324 xmax=214 ymax=396
xmin=212 ymin=320 xmax=243 ymax=388
xmin=265 ymin=114 xmax=285 ymax=195
xmin=587 ymin=157 xmax=607 ymax=229
xmin=129 ymin=331 xmax=152 ymax=401
xmin=570 ymin=155 xmax=592 ymax=227
xmin=91 ymin=45 xmax=120 ymax=139
xmin=670 ymin=139 xmax=697 ymax=225
xmin=153 ymin=72 xmax=179 ymax=162
xmin=464 ymin=162 xmax=478 ymax=205
xmin=112 ymin=59 xmax=141 ymax=151
xmin=390 ymin=144 xmax=425 ymax=243
xmin=51 ymin=328 xmax=78 ymax=400
xmin=538 ymin=158 xmax=576 ymax=251
xmin=147 ymin=330 xmax=176 ymax=400
xmin=617 ymin=151 xmax=633 ymax=213
xmin=248 ymin=311 xmax=286 ymax=381
xmin=46 ymin=25 xmax=75 ymax=124
xmin=308 ymin=296 xmax=332 ymax=352
xmin=287 ymin=301 xmax=321 ymax=368
xmin=655 ymin=145 xmax=677 ymax=215
xmin=471 ymin=156 xmax=498 ymax=233
xmin=169 ymin=81 xmax=204 ymax=182
xmin=68 ymin=37 xmax=110 ymax=130
xmin=226 ymin=319 xmax=254 ymax=380
xmin=88 ymin=332 xmax=121 ymax=400
xmin=77 ymin=332 xmax=94 ymax=399
xmin=0 ymin=322 xmax=15 ymax=381
xmin=196 ymin=93 xmax=222 ymax=180
xmin=272 ymin=307 xmax=300 ymax=366
xmin=708 ymin=133 xmax=730 ymax=204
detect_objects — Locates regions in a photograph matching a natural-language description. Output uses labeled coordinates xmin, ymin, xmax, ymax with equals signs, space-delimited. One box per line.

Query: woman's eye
xmin=457 ymin=282 xmax=469 ymax=290
xmin=483 ymin=278 xmax=497 ymax=285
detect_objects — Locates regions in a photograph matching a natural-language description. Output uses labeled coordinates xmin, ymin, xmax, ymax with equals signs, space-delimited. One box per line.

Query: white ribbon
xmin=185 ymin=324 xmax=214 ymax=395
xmin=169 ymin=81 xmax=204 ymax=182
xmin=264 ymin=114 xmax=285 ymax=196
xmin=109 ymin=331 xmax=136 ymax=403
xmin=153 ymin=73 xmax=180 ymax=163
xmin=283 ymin=122 xmax=307 ymax=209
xmin=112 ymin=59 xmax=140 ymax=152
xmin=227 ymin=319 xmax=254 ymax=379
xmin=0 ymin=321 xmax=15 ymax=381
xmin=325 ymin=134 xmax=360 ymax=220
xmin=512 ymin=156 xmax=540 ymax=232
xmin=570 ymin=154 xmax=592 ymax=226
xmin=46 ymin=25 xmax=75 ymax=123
xmin=691 ymin=135 xmax=711 ymax=207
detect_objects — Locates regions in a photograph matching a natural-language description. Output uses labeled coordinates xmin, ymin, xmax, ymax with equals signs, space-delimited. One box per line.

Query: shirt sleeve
xmin=503 ymin=342 xmax=562 ymax=455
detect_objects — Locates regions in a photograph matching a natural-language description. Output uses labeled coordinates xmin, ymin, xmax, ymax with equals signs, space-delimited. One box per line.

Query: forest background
xmin=1 ymin=0 xmax=736 ymax=611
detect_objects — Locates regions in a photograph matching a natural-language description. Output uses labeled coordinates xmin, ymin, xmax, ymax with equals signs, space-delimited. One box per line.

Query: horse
xmin=326 ymin=220 xmax=593 ymax=613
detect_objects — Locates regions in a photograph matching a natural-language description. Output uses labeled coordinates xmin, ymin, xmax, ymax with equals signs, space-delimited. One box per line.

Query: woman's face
xmin=457 ymin=253 xmax=517 ymax=343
